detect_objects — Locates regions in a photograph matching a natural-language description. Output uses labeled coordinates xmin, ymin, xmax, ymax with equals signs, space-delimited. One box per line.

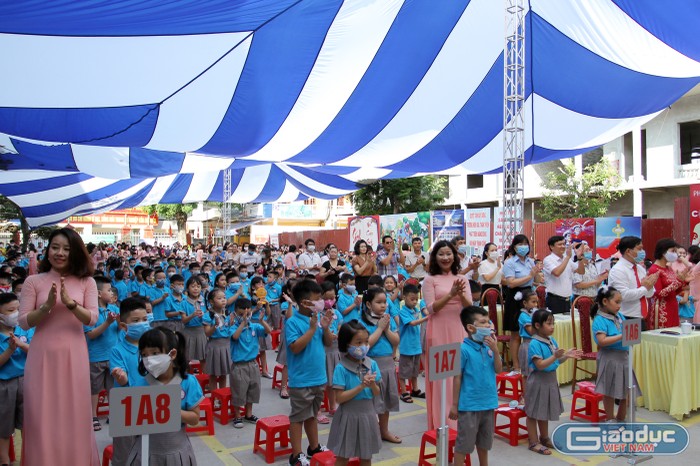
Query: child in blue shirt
xmin=164 ymin=274 xmax=186 ymax=333
xmin=276 ymin=281 xmax=298 ymax=400
xmin=265 ymin=270 xmax=283 ymax=330
xmin=337 ymin=274 xmax=362 ymax=322
xmin=360 ymin=288 xmax=400 ymax=444
xmin=149 ymin=270 xmax=170 ymax=326
xmin=398 ymin=284 xmax=428 ymax=403
xmin=321 ymin=281 xmax=343 ymax=419
xmin=129 ymin=327 xmax=203 ymax=465
xmin=84 ymin=276 xmax=120 ymax=431
xmin=250 ymin=276 xmax=273 ymax=378
xmin=230 ymin=298 xmax=272 ymax=429
xmin=181 ymin=277 xmax=207 ymax=365
xmin=449 ymin=306 xmax=501 ymax=466
xmin=129 ymin=265 xmax=144 ymax=297
xmin=286 ymin=279 xmax=333 ymax=466
xmin=203 ymin=289 xmax=233 ymax=392
xmin=0 ymin=293 xmax=32 ymax=465
xmin=326 ymin=321 xmax=382 ymax=463
xmin=516 ymin=289 xmax=539 ymax=403
xmin=383 ymin=275 xmax=401 ymax=324
xmin=112 ymin=269 xmax=129 ymax=303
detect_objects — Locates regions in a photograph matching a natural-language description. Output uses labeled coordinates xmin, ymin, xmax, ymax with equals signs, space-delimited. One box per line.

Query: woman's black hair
xmin=337 ymin=320 xmax=370 ymax=353
xmin=361 ymin=287 xmax=385 ymax=325
xmin=185 ymin=276 xmax=201 ymax=297
xmin=353 ymin=239 xmax=368 ymax=255
xmin=590 ymin=286 xmax=621 ymax=318
xmin=427 ymin=240 xmax=461 ymax=276
xmin=506 ymin=234 xmax=530 ymax=258
xmin=137 ymin=328 xmax=188 ymax=379
xmin=531 ymin=309 xmax=553 ymax=332
xmin=653 ymin=238 xmax=680 ymax=260
xmin=482 ymin=242 xmax=497 ymax=260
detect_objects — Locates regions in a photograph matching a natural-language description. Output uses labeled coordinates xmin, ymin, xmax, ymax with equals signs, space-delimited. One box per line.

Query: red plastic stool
xmin=9 ymin=435 xmax=15 ymax=463
xmin=189 ymin=360 xmax=202 ymax=374
xmin=256 ymin=355 xmax=264 ymax=375
xmin=418 ymin=428 xmax=471 ymax=465
xmin=496 ymin=372 xmax=523 ymax=400
xmin=494 ymin=404 xmax=529 ymax=446
xmin=186 ymin=398 xmax=215 ymax=435
xmin=211 ymin=388 xmax=235 ymax=425
xmin=102 ymin=444 xmax=113 ymax=466
xmin=270 ymin=329 xmax=281 ymax=350
xmin=272 ymin=363 xmax=285 ymax=390
xmin=97 ymin=389 xmax=110 ymax=417
xmin=309 ymin=451 xmax=360 ymax=465
xmin=195 ymin=373 xmax=211 ymax=396
xmin=571 ymin=388 xmax=606 ymax=422
xmin=253 ymin=415 xmax=293 ymax=464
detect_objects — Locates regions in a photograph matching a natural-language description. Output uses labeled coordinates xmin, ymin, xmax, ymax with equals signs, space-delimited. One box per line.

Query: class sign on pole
xmin=428 ymin=342 xmax=461 ymax=466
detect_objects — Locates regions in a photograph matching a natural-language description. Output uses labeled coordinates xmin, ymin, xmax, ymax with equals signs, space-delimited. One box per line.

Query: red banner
xmin=691 ymin=184 xmax=700 ymax=246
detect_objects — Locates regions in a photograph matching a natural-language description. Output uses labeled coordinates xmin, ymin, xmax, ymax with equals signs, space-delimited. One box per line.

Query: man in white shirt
xmin=404 ymin=237 xmax=428 ymax=281
xmin=297 ymin=238 xmax=322 ymax=276
xmin=239 ymin=243 xmax=260 ymax=273
xmin=608 ymin=236 xmax=659 ymax=330
xmin=543 ymin=235 xmax=585 ymax=314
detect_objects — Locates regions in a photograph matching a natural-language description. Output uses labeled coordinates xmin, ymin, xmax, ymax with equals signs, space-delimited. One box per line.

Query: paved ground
xmin=20 ymin=348 xmax=697 ymax=465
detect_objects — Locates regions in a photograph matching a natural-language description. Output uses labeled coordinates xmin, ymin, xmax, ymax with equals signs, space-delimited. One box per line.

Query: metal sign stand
xmin=428 ymin=343 xmax=461 ymax=466
xmin=437 ymin=378 xmax=448 ymax=466
xmin=141 ymin=434 xmax=149 ymax=466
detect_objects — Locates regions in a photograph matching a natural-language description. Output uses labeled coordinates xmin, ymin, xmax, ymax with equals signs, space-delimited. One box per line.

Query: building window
xmin=680 ymin=120 xmax=700 ymax=165
xmin=467 ymin=174 xmax=484 ymax=189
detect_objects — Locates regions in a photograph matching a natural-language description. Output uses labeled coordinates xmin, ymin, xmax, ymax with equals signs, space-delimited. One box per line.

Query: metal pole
xmin=437 ymin=378 xmax=448 ymax=466
xmin=141 ymin=434 xmax=149 ymax=466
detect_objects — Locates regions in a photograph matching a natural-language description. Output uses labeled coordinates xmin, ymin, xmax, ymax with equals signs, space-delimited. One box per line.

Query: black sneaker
xmin=243 ymin=414 xmax=259 ymax=424
xmin=289 ymin=452 xmax=310 ymax=466
xmin=306 ymin=444 xmax=329 ymax=457
xmin=232 ymin=418 xmax=244 ymax=429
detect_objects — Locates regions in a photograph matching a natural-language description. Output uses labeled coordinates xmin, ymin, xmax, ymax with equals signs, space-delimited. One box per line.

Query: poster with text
xmin=431 ymin=210 xmax=465 ymax=245
xmin=348 ymin=216 xmax=381 ymax=251
xmin=380 ymin=212 xmax=431 ymax=250
xmin=465 ymin=208 xmax=492 ymax=257
xmin=555 ymin=218 xmax=596 ymax=252
xmin=493 ymin=206 xmax=506 ymax=250
xmin=691 ymin=184 xmax=700 ymax=245
xmin=595 ymin=217 xmax=642 ymax=259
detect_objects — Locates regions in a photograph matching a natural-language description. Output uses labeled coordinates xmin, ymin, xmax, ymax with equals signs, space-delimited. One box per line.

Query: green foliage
xmin=143 ymin=204 xmax=196 ymax=222
xmin=351 ymin=176 xmax=448 ymax=215
xmin=539 ymin=159 xmax=623 ymax=222
xmin=0 ymin=195 xmax=31 ymax=251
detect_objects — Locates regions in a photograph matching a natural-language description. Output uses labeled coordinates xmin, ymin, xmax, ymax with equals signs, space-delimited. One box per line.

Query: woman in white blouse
xmin=478 ymin=242 xmax=503 ymax=294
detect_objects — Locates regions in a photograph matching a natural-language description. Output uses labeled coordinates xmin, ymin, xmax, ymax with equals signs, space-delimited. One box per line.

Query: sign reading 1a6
xmin=428 ymin=342 xmax=461 ymax=381
xmin=109 ymin=385 xmax=181 ymax=437
xmin=622 ymin=318 xmax=642 ymax=347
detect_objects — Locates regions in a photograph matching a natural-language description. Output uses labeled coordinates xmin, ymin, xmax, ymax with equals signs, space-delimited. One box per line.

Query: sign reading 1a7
xmin=428 ymin=342 xmax=461 ymax=381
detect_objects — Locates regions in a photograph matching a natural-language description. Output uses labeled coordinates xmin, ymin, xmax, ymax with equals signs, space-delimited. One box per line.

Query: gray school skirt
xmin=595 ymin=349 xmax=640 ymax=400
xmin=205 ymin=338 xmax=231 ymax=376
xmin=524 ymin=370 xmax=563 ymax=421
xmin=327 ymin=398 xmax=382 ymax=460
xmin=182 ymin=326 xmax=207 ymax=362
xmin=127 ymin=427 xmax=196 ymax=466
xmin=373 ymin=355 xmax=400 ymax=414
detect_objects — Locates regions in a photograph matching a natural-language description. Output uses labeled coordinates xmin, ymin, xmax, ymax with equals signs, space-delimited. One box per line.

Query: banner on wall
xmin=379 ymin=212 xmax=431 ymax=250
xmin=595 ymin=217 xmax=642 ymax=259
xmin=348 ymin=216 xmax=381 ymax=251
xmin=691 ymin=184 xmax=700 ymax=245
xmin=493 ymin=206 xmax=505 ymax=250
xmin=555 ymin=218 xmax=596 ymax=250
xmin=465 ymin=208 xmax=491 ymax=257
xmin=431 ymin=210 xmax=465 ymax=244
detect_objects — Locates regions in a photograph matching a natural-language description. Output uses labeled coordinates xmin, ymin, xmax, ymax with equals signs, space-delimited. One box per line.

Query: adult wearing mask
xmin=572 ymin=243 xmax=608 ymax=300
xmin=319 ymin=244 xmax=345 ymax=287
xmin=608 ymin=236 xmax=659 ymax=331
xmin=542 ymin=235 xmax=585 ymax=314
xmin=478 ymin=242 xmax=503 ymax=294
xmin=422 ymin=240 xmax=472 ymax=430
xmin=647 ymin=238 xmax=686 ymax=329
xmin=297 ymin=238 xmax=322 ymax=277
xmin=283 ymin=244 xmax=298 ymax=271
xmin=240 ymin=243 xmax=260 ymax=274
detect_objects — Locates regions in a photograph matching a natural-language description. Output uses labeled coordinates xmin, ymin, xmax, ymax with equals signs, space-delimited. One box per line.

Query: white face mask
xmin=488 ymin=251 xmax=499 ymax=260
xmin=142 ymin=353 xmax=173 ymax=378
xmin=307 ymin=244 xmax=316 ymax=252
xmin=0 ymin=311 xmax=19 ymax=328
xmin=664 ymin=251 xmax=678 ymax=263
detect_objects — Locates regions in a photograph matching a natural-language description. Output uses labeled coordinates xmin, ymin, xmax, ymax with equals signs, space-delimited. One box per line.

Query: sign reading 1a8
xmin=109 ymin=385 xmax=181 ymax=437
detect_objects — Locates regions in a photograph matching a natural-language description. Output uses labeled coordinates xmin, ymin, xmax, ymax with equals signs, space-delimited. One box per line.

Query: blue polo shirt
xmin=398 ymin=305 xmax=422 ymax=356
xmin=360 ymin=317 xmax=397 ymax=358
xmin=84 ymin=305 xmax=121 ymax=362
xmin=109 ymin=338 xmax=147 ymax=387
xmin=182 ymin=298 xmax=204 ymax=328
xmin=329 ymin=309 xmax=343 ymax=336
xmin=265 ymin=282 xmax=282 ymax=304
xmin=528 ymin=336 xmax=560 ymax=372
xmin=129 ymin=279 xmax=144 ymax=296
xmin=150 ymin=285 xmax=170 ymax=322
xmin=230 ymin=322 xmax=265 ymax=362
xmin=457 ymin=338 xmax=498 ymax=412
xmin=164 ymin=294 xmax=185 ymax=321
xmin=285 ymin=311 xmax=327 ymax=388
xmin=180 ymin=374 xmax=204 ymax=410
xmin=386 ymin=293 xmax=400 ymax=318
xmin=203 ymin=312 xmax=232 ymax=340
xmin=503 ymin=255 xmax=535 ymax=288
xmin=518 ymin=310 xmax=533 ymax=340
xmin=332 ymin=358 xmax=382 ymax=400
xmin=337 ymin=290 xmax=360 ymax=322
xmin=592 ymin=313 xmax=627 ymax=351
xmin=0 ymin=327 xmax=34 ymax=380
xmin=113 ymin=280 xmax=129 ymax=302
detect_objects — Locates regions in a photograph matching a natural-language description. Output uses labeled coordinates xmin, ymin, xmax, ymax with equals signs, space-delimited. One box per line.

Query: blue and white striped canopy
xmin=1 ymin=0 xmax=700 ymax=225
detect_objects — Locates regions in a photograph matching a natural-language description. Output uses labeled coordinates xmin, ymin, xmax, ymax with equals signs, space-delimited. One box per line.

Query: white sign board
xmin=428 ymin=342 xmax=461 ymax=381
xmin=109 ymin=385 xmax=182 ymax=437
xmin=622 ymin=318 xmax=642 ymax=346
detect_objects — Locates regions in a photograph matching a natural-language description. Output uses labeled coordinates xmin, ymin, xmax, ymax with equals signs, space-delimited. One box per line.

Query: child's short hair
xmin=340 ymin=273 xmax=354 ymax=285
xmin=0 ymin=271 xmax=12 ymax=284
xmin=169 ymin=274 xmax=184 ymax=285
xmin=518 ymin=288 xmax=537 ymax=303
xmin=0 ymin=292 xmax=19 ymax=306
xmin=337 ymin=321 xmax=369 ymax=353
xmin=292 ymin=279 xmax=322 ymax=305
xmin=93 ymin=275 xmax=112 ymax=290
xmin=12 ymin=267 xmax=26 ymax=279
xmin=137 ymin=328 xmax=188 ymax=379
xmin=11 ymin=278 xmax=24 ymax=292
xmin=114 ymin=269 xmax=124 ymax=280
xmin=120 ymin=296 xmax=148 ymax=320
xmin=185 ymin=276 xmax=201 ymax=291
xmin=459 ymin=306 xmax=489 ymax=329
xmin=591 ymin=286 xmax=620 ymax=318
xmin=133 ymin=265 xmax=144 ymax=276
xmin=402 ymin=284 xmax=420 ymax=296
xmin=468 ymin=280 xmax=481 ymax=295
xmin=189 ymin=262 xmax=201 ymax=270
xmin=234 ymin=298 xmax=252 ymax=311
xmin=320 ymin=281 xmax=336 ymax=295
xmin=531 ymin=309 xmax=553 ymax=330
xmin=367 ymin=275 xmax=384 ymax=288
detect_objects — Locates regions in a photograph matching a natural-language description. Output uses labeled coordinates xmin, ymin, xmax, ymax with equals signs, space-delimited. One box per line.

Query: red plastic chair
xmin=571 ymin=296 xmax=598 ymax=393
xmin=481 ymin=287 xmax=510 ymax=366
xmin=535 ymin=285 xmax=546 ymax=309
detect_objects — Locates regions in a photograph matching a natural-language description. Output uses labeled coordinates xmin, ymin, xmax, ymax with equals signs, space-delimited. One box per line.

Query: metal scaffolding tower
xmin=222 ymin=168 xmax=232 ymax=243
xmin=502 ymin=0 xmax=526 ymax=250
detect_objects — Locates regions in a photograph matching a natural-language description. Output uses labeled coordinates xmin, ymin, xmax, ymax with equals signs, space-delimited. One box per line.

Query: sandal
xmin=539 ymin=437 xmax=554 ymax=449
xmin=381 ymin=434 xmax=402 ymax=444
xmin=411 ymin=389 xmax=426 ymax=399
xmin=92 ymin=417 xmax=102 ymax=432
xmin=528 ymin=443 xmax=551 ymax=455
xmin=317 ymin=414 xmax=331 ymax=424
xmin=280 ymin=386 xmax=290 ymax=399
xmin=400 ymin=392 xmax=414 ymax=403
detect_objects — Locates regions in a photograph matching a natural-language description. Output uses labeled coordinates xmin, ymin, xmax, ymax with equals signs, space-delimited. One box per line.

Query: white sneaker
xmin=289 ymin=452 xmax=310 ymax=466
xmin=506 ymin=370 xmax=521 ymax=377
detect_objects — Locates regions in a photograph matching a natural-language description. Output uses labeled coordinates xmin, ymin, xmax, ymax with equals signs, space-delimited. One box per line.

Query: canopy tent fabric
xmin=1 ymin=0 xmax=700 ymax=224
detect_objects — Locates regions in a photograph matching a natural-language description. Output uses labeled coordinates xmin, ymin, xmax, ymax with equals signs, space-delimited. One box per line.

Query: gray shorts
xmin=0 ymin=377 xmax=23 ymax=437
xmin=398 ymin=354 xmax=420 ymax=379
xmin=289 ymin=385 xmax=325 ymax=423
xmin=229 ymin=360 xmax=261 ymax=407
xmin=455 ymin=410 xmax=494 ymax=454
xmin=89 ymin=360 xmax=114 ymax=395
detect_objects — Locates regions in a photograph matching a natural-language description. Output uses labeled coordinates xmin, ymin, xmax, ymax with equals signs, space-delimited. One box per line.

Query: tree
xmin=144 ymin=204 xmax=196 ymax=244
xmin=351 ymin=176 xmax=448 ymax=215
xmin=539 ymin=158 xmax=623 ymax=222
xmin=0 ymin=195 xmax=30 ymax=251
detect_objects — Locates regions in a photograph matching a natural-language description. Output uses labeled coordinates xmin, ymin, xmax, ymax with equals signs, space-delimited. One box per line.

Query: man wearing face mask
xmin=572 ymin=242 xmax=608 ymax=300
xmin=298 ymin=239 xmax=322 ymax=277
xmin=608 ymin=236 xmax=659 ymax=330
xmin=451 ymin=236 xmax=480 ymax=279
xmin=542 ymin=236 xmax=585 ymax=314
xmin=240 ymin=243 xmax=260 ymax=274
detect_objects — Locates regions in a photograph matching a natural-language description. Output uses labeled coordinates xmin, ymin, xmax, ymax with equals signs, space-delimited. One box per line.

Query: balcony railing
xmin=678 ymin=164 xmax=700 ymax=179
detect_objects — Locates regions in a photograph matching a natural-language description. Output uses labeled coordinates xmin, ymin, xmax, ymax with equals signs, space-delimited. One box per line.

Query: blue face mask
xmin=126 ymin=321 xmax=151 ymax=340
xmin=515 ymin=245 xmax=529 ymax=256
xmin=583 ymin=252 xmax=593 ymax=260
xmin=155 ymin=279 xmax=166 ymax=287
xmin=634 ymin=250 xmax=646 ymax=263
xmin=239 ymin=272 xmax=248 ymax=279
xmin=228 ymin=282 xmax=241 ymax=292
xmin=146 ymin=313 xmax=154 ymax=324
xmin=471 ymin=326 xmax=492 ymax=343
xmin=347 ymin=344 xmax=369 ymax=360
